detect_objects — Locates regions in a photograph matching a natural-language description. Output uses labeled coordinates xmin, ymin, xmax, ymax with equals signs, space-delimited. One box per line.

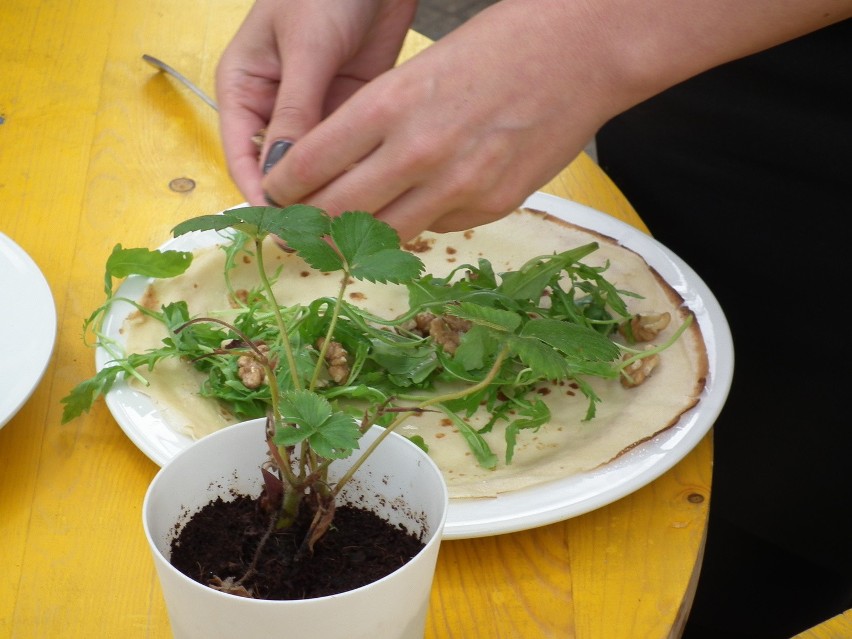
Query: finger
xmin=257 ymin=37 xmax=345 ymax=181
xmin=218 ymin=106 xmax=268 ymax=205
xmin=261 ymin=101 xmax=386 ymax=210
xmin=372 ymin=185 xmax=523 ymax=243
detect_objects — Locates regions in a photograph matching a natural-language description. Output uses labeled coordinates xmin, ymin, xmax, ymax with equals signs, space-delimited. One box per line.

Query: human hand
xmin=220 ymin=0 xmax=847 ymax=242
xmin=243 ymin=0 xmax=619 ymax=241
xmin=216 ymin=0 xmax=418 ymax=207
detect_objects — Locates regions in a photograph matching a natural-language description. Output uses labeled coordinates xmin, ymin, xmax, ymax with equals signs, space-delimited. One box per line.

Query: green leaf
xmin=507 ymin=334 xmax=573 ymax=380
xmin=452 ymin=325 xmax=493 ymax=371
xmin=172 ymin=205 xmax=330 ymax=246
xmin=331 ymin=211 xmax=399 ymax=258
xmin=503 ymin=396 xmax=550 ymax=464
xmin=330 ymin=212 xmax=424 ymax=283
xmin=437 ymin=406 xmax=498 ymax=469
xmin=273 ymin=390 xmax=361 ymax=459
xmin=349 ymin=248 xmax=424 ymax=284
xmin=60 ymin=366 xmax=122 ymax=423
xmin=268 ymin=204 xmax=330 ymax=240
xmin=368 ymin=339 xmax=439 ymax=384
xmin=273 ymin=206 xmax=346 ymax=272
xmin=447 ymin=302 xmax=522 ymax=333
xmin=104 ymin=245 xmax=192 ymax=295
xmin=520 ymin=318 xmax=621 ymax=361
xmin=171 ymin=213 xmax=243 ymax=236
xmin=498 ymin=244 xmax=598 ymax=300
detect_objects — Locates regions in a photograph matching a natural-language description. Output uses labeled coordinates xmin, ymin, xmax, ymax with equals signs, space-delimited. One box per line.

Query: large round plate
xmin=98 ymin=192 xmax=733 ymax=539
xmin=0 ymin=232 xmax=57 ymax=430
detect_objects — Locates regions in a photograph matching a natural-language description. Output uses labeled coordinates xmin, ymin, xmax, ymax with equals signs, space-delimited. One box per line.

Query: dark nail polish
xmin=264 ymin=192 xmax=282 ymax=207
xmin=263 ymin=140 xmax=293 ymax=174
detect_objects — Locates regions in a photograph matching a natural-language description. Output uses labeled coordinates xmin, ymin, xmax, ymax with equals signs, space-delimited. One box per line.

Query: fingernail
xmin=264 ymin=192 xmax=282 ymax=207
xmin=263 ymin=139 xmax=293 ymax=174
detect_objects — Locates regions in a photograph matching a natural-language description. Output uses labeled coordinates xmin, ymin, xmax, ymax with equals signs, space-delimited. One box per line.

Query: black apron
xmin=597 ymin=18 xmax=852 ymax=637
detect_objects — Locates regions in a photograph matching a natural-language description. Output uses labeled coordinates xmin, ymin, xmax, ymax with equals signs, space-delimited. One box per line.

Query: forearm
xmin=467 ymin=0 xmax=852 ymax=121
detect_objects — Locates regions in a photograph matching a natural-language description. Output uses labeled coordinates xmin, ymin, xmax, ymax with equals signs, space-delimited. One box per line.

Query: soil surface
xmin=169 ymin=494 xmax=426 ymax=600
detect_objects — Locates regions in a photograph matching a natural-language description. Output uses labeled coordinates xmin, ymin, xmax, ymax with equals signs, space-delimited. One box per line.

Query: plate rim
xmin=0 ymin=232 xmax=57 ymax=430
xmin=97 ymin=193 xmax=733 ymax=538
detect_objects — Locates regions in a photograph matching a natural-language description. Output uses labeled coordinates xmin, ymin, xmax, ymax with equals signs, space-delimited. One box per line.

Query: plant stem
xmin=253 ymin=237 xmax=302 ymax=391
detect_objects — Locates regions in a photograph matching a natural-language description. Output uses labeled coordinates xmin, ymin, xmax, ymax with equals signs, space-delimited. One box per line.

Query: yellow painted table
xmin=792 ymin=609 xmax=852 ymax=639
xmin=0 ymin=2 xmax=712 ymax=637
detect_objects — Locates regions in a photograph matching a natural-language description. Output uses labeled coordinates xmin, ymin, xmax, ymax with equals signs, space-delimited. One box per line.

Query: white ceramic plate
xmin=98 ymin=193 xmax=733 ymax=539
xmin=0 ymin=232 xmax=57 ymax=430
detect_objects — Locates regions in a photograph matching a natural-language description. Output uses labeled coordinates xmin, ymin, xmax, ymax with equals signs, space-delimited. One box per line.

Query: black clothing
xmin=596 ymin=19 xmax=852 ymax=639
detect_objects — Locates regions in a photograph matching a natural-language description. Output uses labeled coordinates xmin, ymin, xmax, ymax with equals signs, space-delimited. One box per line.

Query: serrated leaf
xmin=349 ymin=248 xmax=424 ymax=284
xmin=172 ymin=205 xmax=330 ymax=245
xmin=291 ymin=236 xmax=345 ymax=272
xmin=328 ymin=212 xmax=424 ymax=283
xmin=507 ymin=334 xmax=573 ymax=380
xmin=306 ymin=412 xmax=362 ymax=459
xmin=446 ymin=302 xmax=522 ymax=332
xmin=263 ymin=204 xmax=329 ymax=238
xmin=331 ymin=211 xmax=399 ymax=259
xmin=520 ymin=318 xmax=621 ymax=361
xmin=273 ymin=390 xmax=361 ymax=458
xmin=172 ymin=213 xmax=244 ymax=236
xmin=278 ymin=389 xmax=331 ymax=427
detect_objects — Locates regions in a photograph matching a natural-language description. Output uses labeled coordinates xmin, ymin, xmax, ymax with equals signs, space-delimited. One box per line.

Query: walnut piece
xmin=237 ymin=343 xmax=271 ymax=389
xmin=620 ymin=312 xmax=671 ymax=342
xmin=317 ymin=338 xmax=350 ymax=384
xmin=621 ymin=346 xmax=660 ymax=388
xmin=428 ymin=314 xmax=472 ymax=355
xmin=402 ymin=311 xmax=472 ymax=355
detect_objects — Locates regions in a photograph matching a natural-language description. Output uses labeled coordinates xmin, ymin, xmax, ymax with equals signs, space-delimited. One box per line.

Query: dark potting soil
xmin=168 ymin=494 xmax=426 ymax=600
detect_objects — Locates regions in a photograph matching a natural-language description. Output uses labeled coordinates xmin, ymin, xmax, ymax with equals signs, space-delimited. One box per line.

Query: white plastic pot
xmin=143 ymin=418 xmax=448 ymax=639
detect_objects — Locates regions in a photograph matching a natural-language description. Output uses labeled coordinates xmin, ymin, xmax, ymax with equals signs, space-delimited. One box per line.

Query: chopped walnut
xmin=399 ymin=312 xmax=435 ymax=336
xmin=427 ymin=314 xmax=472 ymax=355
xmin=237 ymin=343 xmax=270 ymax=389
xmin=317 ymin=338 xmax=350 ymax=384
xmin=619 ymin=312 xmax=671 ymax=342
xmin=400 ymin=311 xmax=472 ymax=354
xmin=621 ymin=346 xmax=660 ymax=388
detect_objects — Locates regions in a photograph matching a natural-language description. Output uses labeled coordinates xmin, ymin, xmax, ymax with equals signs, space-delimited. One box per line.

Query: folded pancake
xmin=123 ymin=207 xmax=708 ymax=498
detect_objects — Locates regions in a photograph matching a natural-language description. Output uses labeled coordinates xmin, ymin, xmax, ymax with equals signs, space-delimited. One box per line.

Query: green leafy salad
xmin=62 ymin=205 xmax=691 ymax=471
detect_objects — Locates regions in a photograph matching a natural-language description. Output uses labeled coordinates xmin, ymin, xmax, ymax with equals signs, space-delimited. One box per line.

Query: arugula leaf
xmin=436 ymin=405 xmax=498 ymax=470
xmin=497 ymin=244 xmax=598 ymax=300
xmin=104 ymin=245 xmax=192 ymax=296
xmin=503 ymin=395 xmax=550 ymax=464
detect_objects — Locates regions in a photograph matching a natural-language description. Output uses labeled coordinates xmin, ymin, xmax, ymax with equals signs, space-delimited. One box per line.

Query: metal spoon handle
xmin=142 ymin=54 xmax=218 ymax=111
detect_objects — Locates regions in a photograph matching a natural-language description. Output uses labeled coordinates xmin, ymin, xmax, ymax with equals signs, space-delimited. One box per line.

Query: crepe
xmin=122 ymin=207 xmax=708 ymax=499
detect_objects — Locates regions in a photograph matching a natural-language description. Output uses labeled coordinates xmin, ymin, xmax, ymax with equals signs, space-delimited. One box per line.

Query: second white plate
xmin=0 ymin=232 xmax=57 ymax=430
